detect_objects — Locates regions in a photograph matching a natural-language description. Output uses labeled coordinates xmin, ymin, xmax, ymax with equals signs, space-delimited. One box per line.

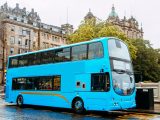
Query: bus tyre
xmin=72 ymin=98 xmax=85 ymax=114
xmin=17 ymin=95 xmax=23 ymax=107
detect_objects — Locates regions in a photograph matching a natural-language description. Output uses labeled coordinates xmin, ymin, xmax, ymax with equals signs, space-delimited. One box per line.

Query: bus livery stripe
xmin=20 ymin=92 xmax=70 ymax=104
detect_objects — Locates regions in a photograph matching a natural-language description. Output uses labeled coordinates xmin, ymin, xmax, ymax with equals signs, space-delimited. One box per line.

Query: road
xmin=0 ymin=96 xmax=160 ymax=120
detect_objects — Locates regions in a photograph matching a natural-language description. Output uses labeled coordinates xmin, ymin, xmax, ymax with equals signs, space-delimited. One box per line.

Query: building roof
xmin=0 ymin=2 xmax=68 ymax=35
xmin=84 ymin=9 xmax=95 ymax=20
xmin=109 ymin=5 xmax=118 ymax=18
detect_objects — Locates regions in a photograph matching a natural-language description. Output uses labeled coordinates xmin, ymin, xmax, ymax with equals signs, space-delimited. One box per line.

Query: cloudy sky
xmin=0 ymin=0 xmax=160 ymax=48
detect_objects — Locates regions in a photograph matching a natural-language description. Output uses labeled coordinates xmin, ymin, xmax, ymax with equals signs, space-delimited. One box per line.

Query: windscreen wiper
xmin=113 ymin=69 xmax=134 ymax=75
xmin=113 ymin=69 xmax=126 ymax=74
xmin=125 ymin=70 xmax=134 ymax=75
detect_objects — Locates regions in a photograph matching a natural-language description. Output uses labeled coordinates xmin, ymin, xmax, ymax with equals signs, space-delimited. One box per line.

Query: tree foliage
xmin=132 ymin=39 xmax=160 ymax=82
xmin=68 ymin=20 xmax=137 ymax=59
xmin=68 ymin=19 xmax=160 ymax=82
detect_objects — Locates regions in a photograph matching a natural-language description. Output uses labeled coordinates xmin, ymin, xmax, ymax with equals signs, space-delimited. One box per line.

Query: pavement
xmin=127 ymin=103 xmax=160 ymax=114
xmin=0 ymin=85 xmax=4 ymax=93
xmin=0 ymin=85 xmax=160 ymax=115
xmin=0 ymin=85 xmax=5 ymax=99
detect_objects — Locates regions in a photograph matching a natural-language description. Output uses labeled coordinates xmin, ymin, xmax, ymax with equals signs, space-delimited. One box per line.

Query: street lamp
xmin=0 ymin=23 xmax=7 ymax=85
xmin=2 ymin=39 xmax=7 ymax=85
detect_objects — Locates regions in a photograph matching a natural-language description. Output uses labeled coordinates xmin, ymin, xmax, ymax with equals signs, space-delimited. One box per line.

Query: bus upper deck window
xmin=88 ymin=42 xmax=103 ymax=59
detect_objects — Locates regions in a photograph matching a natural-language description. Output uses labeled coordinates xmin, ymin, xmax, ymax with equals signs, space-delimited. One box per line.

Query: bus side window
xmin=71 ymin=44 xmax=87 ymax=61
xmin=91 ymin=73 xmax=110 ymax=92
xmin=53 ymin=76 xmax=61 ymax=91
xmin=41 ymin=51 xmax=53 ymax=64
xmin=10 ymin=57 xmax=18 ymax=68
xmin=17 ymin=78 xmax=26 ymax=90
xmin=12 ymin=79 xmax=17 ymax=90
xmin=88 ymin=42 xmax=103 ymax=59
xmin=55 ymin=48 xmax=71 ymax=62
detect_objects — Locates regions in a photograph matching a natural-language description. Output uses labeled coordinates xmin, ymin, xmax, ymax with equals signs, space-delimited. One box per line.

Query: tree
xmin=68 ymin=19 xmax=160 ymax=82
xmin=68 ymin=20 xmax=137 ymax=59
xmin=132 ymin=39 xmax=160 ymax=82
xmin=68 ymin=24 xmax=95 ymax=43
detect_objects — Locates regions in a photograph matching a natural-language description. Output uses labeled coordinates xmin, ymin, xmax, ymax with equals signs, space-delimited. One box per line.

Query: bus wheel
xmin=72 ymin=98 xmax=85 ymax=114
xmin=16 ymin=95 xmax=23 ymax=107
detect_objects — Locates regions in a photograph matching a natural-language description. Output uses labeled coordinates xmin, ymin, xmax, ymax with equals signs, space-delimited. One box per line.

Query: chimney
xmin=31 ymin=8 xmax=34 ymax=13
xmin=23 ymin=7 xmax=26 ymax=11
xmin=16 ymin=3 xmax=19 ymax=8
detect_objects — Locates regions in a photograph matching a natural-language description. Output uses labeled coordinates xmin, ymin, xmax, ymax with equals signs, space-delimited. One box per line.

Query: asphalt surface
xmin=0 ymin=96 xmax=160 ymax=120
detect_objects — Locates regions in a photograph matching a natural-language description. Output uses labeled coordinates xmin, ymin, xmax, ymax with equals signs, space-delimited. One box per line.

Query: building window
xmin=52 ymin=36 xmax=60 ymax=42
xmin=25 ymin=39 xmax=28 ymax=46
xmin=46 ymin=43 xmax=49 ymax=48
xmin=52 ymin=36 xmax=55 ymax=41
xmin=26 ymin=30 xmax=30 ymax=35
xmin=47 ymin=34 xmax=50 ymax=39
xmin=50 ymin=44 xmax=54 ymax=48
xmin=25 ymin=50 xmax=28 ymax=53
xmin=18 ymin=48 xmax=23 ymax=54
xmin=43 ymin=42 xmax=46 ymax=48
xmin=55 ymin=37 xmax=58 ymax=42
xmin=10 ymin=36 xmax=15 ymax=44
xmin=42 ymin=42 xmax=49 ymax=48
xmin=22 ymin=30 xmax=27 ymax=36
xmin=11 ymin=26 xmax=15 ymax=32
xmin=62 ymin=38 xmax=65 ymax=43
xmin=18 ymin=38 xmax=22 ymax=45
xmin=10 ymin=47 xmax=14 ymax=54
xmin=44 ymin=33 xmax=47 ymax=39
xmin=14 ymin=17 xmax=17 ymax=21
xmin=33 ymin=41 xmax=36 ymax=48
xmin=19 ymin=27 xmax=22 ymax=35
xmin=24 ymin=19 xmax=28 ymax=24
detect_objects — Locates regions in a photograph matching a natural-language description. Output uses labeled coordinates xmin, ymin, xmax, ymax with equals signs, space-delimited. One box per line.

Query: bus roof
xmin=8 ymin=37 xmax=117 ymax=58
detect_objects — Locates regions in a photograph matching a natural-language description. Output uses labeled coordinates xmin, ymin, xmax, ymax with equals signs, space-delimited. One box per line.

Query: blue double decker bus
xmin=5 ymin=37 xmax=136 ymax=113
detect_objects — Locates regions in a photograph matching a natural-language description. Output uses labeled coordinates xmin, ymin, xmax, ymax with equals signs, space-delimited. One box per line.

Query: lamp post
xmin=1 ymin=39 xmax=6 ymax=85
xmin=1 ymin=23 xmax=7 ymax=85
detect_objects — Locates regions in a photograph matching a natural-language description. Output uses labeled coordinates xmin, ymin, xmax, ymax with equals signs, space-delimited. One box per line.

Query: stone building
xmin=61 ymin=23 xmax=74 ymax=36
xmin=84 ymin=5 xmax=143 ymax=39
xmin=0 ymin=3 xmax=73 ymax=84
xmin=84 ymin=9 xmax=102 ymax=25
xmin=107 ymin=5 xmax=143 ymax=39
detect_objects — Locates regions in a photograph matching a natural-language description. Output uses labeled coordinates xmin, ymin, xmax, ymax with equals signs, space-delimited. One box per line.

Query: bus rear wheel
xmin=16 ymin=95 xmax=23 ymax=107
xmin=72 ymin=98 xmax=85 ymax=114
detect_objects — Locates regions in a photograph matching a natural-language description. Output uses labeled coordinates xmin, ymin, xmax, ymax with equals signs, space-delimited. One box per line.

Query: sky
xmin=0 ymin=0 xmax=160 ymax=48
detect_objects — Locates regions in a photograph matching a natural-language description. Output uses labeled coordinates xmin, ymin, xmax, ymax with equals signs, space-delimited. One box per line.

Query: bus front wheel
xmin=16 ymin=95 xmax=23 ymax=107
xmin=72 ymin=98 xmax=85 ymax=114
